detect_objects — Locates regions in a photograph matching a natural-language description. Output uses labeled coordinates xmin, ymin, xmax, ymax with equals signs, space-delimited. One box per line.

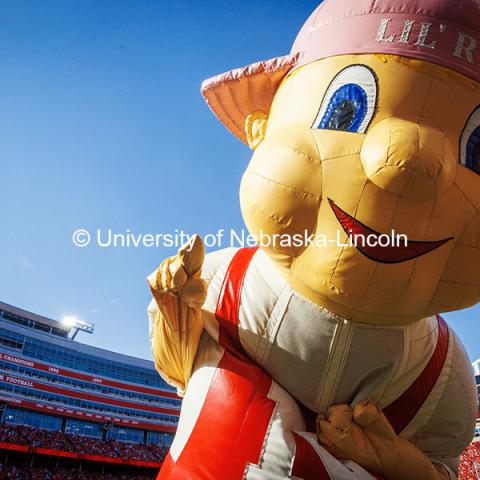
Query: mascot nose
xmin=360 ymin=118 xmax=456 ymax=200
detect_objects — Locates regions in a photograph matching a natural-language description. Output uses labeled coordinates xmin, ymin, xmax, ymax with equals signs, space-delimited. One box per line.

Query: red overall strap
xmin=383 ymin=315 xmax=450 ymax=434
xmin=216 ymin=247 xmax=258 ymax=357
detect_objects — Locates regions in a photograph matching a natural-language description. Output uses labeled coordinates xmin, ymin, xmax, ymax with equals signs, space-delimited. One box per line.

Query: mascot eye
xmin=460 ymin=106 xmax=480 ymax=175
xmin=313 ymin=65 xmax=377 ymax=134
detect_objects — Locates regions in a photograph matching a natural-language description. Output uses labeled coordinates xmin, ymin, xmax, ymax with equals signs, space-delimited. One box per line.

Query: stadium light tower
xmin=62 ymin=315 xmax=95 ymax=340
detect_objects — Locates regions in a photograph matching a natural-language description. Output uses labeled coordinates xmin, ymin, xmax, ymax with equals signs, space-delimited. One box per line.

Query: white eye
xmin=313 ymin=65 xmax=378 ymax=134
xmin=460 ymin=106 xmax=480 ymax=175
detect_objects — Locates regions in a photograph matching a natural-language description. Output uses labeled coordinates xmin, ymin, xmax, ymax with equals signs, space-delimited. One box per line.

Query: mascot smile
xmin=147 ymin=1 xmax=480 ymax=479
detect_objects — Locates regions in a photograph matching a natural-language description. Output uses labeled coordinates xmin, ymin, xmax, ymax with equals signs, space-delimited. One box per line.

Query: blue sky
xmin=0 ymin=0 xmax=479 ymax=363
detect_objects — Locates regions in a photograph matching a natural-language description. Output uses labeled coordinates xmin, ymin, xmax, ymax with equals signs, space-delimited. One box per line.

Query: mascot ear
xmin=245 ymin=111 xmax=268 ymax=150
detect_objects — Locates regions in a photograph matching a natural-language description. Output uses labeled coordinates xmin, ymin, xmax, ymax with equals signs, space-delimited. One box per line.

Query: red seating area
xmin=459 ymin=441 xmax=480 ymax=480
xmin=0 ymin=423 xmax=169 ymax=463
xmin=4 ymin=422 xmax=479 ymax=479
xmin=0 ymin=463 xmax=155 ymax=480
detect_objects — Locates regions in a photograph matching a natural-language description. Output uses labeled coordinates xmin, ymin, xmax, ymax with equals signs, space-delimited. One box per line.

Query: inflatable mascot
xmin=147 ymin=1 xmax=480 ymax=479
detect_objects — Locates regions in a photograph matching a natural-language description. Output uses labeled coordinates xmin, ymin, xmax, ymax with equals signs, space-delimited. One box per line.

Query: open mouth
xmin=328 ymin=198 xmax=453 ymax=264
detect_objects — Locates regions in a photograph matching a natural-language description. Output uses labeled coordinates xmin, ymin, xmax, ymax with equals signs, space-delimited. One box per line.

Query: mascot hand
xmin=148 ymin=234 xmax=207 ymax=309
xmin=316 ymin=402 xmax=449 ymax=480
xmin=147 ymin=235 xmax=207 ymax=395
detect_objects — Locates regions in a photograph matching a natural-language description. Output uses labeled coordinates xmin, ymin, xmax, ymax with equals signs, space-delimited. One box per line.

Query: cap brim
xmin=201 ymin=54 xmax=300 ymax=145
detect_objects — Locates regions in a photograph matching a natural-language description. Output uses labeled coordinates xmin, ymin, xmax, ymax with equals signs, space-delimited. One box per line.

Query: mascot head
xmin=202 ymin=0 xmax=480 ymax=325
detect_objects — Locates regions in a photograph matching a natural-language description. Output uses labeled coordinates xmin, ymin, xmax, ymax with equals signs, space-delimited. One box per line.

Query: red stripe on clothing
xmin=292 ymin=433 xmax=332 ymax=479
xmin=157 ymin=348 xmax=276 ymax=479
xmin=216 ymin=247 xmax=258 ymax=357
xmin=158 ymin=248 xmax=276 ymax=479
xmin=383 ymin=316 xmax=449 ymax=434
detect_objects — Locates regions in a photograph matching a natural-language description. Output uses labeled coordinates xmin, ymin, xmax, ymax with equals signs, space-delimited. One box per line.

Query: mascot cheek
xmin=239 ymin=123 xmax=322 ymax=264
xmin=434 ymin=209 xmax=480 ymax=311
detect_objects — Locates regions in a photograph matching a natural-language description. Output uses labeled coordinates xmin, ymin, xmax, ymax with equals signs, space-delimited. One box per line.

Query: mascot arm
xmin=317 ymin=402 xmax=452 ymax=480
xmin=147 ymin=235 xmax=207 ymax=396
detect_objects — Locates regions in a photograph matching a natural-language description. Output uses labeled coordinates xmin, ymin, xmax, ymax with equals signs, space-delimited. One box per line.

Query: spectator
xmin=0 ymin=423 xmax=168 ymax=463
xmin=0 ymin=462 xmax=156 ymax=480
xmin=459 ymin=441 xmax=480 ymax=480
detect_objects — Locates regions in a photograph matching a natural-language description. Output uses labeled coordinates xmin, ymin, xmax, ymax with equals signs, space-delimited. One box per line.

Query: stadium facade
xmin=0 ymin=300 xmax=179 ymax=475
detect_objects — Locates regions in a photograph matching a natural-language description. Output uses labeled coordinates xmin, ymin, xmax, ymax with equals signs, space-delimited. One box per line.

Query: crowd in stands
xmin=28 ymin=427 xmax=71 ymax=452
xmin=111 ymin=440 xmax=167 ymax=462
xmin=0 ymin=463 xmax=156 ymax=480
xmin=2 ymin=422 xmax=480 ymax=478
xmin=0 ymin=423 xmax=168 ymax=463
xmin=459 ymin=441 xmax=480 ymax=480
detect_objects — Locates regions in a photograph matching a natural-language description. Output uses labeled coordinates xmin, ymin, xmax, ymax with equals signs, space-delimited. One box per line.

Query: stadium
xmin=1 ymin=298 xmax=480 ymax=479
xmin=0 ymin=301 xmax=179 ymax=479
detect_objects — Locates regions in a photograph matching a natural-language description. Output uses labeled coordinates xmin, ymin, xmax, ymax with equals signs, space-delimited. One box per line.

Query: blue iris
xmin=317 ymin=84 xmax=368 ymax=133
xmin=466 ymin=126 xmax=480 ymax=175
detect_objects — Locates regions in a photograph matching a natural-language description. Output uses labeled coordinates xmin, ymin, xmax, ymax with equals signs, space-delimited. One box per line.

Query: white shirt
xmin=198 ymin=247 xmax=477 ymax=473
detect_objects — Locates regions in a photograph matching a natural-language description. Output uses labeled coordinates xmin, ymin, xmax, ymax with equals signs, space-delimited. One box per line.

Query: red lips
xmin=328 ymin=198 xmax=452 ymax=264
